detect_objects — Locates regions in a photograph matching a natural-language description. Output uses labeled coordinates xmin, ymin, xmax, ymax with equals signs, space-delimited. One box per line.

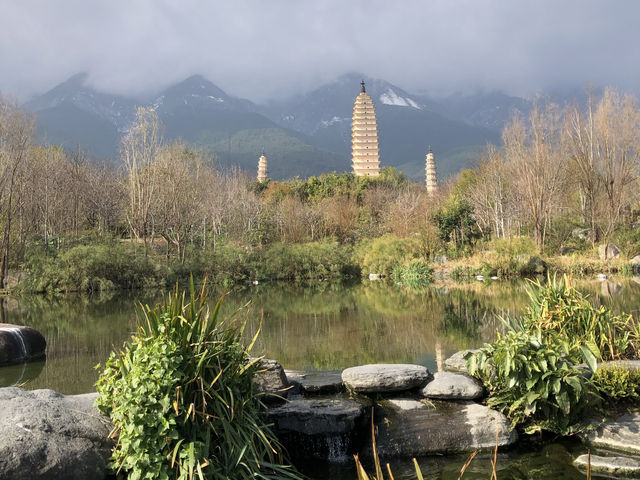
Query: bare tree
xmin=122 ymin=107 xmax=162 ymax=255
xmin=503 ymin=100 xmax=567 ymax=250
xmin=0 ymin=98 xmax=33 ymax=288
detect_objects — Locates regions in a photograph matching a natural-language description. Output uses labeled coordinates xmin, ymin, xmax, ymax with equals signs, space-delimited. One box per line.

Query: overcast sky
xmin=1 ymin=0 xmax=638 ymax=103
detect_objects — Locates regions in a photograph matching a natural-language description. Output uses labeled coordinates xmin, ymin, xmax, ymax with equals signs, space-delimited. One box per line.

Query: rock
xmin=252 ymin=358 xmax=289 ymax=402
xmin=0 ymin=324 xmax=46 ymax=366
xmin=433 ymin=255 xmax=447 ymax=264
xmin=574 ymin=454 xmax=640 ymax=476
xmin=342 ymin=364 xmax=432 ymax=394
xmin=369 ymin=273 xmax=381 ymax=280
xmin=374 ymin=399 xmax=517 ymax=456
xmin=421 ymin=371 xmax=484 ymax=400
xmin=285 ymin=370 xmax=344 ymax=395
xmin=585 ymin=411 xmax=640 ymax=454
xmin=267 ymin=397 xmax=369 ymax=461
xmin=630 ymin=256 xmax=640 ymax=273
xmin=598 ymin=360 xmax=640 ymax=372
xmin=572 ymin=228 xmax=591 ymax=241
xmin=444 ymin=350 xmax=478 ymax=374
xmin=559 ymin=246 xmax=575 ymax=256
xmin=524 ymin=255 xmax=547 ymax=274
xmin=0 ymin=387 xmax=113 ymax=480
xmin=599 ymin=243 xmax=621 ymax=260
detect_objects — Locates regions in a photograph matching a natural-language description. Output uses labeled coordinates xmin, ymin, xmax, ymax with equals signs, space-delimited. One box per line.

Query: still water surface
xmin=2 ymin=277 xmax=639 ymax=479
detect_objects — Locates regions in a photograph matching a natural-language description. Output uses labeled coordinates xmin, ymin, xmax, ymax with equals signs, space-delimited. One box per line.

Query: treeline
xmin=1 ymin=88 xmax=639 ymax=291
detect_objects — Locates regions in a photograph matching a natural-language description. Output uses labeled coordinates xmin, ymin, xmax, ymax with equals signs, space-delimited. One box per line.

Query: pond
xmin=2 ymin=276 xmax=640 ymax=479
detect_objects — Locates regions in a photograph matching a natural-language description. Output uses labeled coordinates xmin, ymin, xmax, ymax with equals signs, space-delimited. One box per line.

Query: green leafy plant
xmin=95 ymin=279 xmax=301 ymax=480
xmin=467 ymin=326 xmax=598 ymax=435
xmin=521 ymin=276 xmax=639 ymax=360
xmin=591 ymin=365 xmax=640 ymax=401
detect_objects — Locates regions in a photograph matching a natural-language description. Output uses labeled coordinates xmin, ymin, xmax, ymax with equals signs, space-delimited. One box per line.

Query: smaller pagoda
xmin=425 ymin=147 xmax=438 ymax=194
xmin=257 ymin=152 xmax=268 ymax=182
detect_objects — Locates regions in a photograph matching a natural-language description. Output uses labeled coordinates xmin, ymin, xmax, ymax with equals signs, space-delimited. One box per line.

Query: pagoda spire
xmin=351 ymin=82 xmax=380 ymax=176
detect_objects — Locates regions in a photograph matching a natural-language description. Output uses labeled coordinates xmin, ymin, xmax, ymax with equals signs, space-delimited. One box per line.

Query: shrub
xmin=95 ymin=281 xmax=301 ymax=480
xmin=394 ymin=258 xmax=433 ymax=289
xmin=466 ymin=327 xmax=598 ymax=434
xmin=521 ymin=276 xmax=639 ymax=360
xmin=591 ymin=365 xmax=640 ymax=401
xmin=354 ymin=234 xmax=422 ymax=276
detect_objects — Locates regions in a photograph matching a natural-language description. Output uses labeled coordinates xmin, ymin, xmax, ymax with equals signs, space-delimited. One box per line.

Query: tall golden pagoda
xmin=351 ymin=81 xmax=380 ymax=176
xmin=425 ymin=146 xmax=438 ymax=193
xmin=257 ymin=152 xmax=268 ymax=182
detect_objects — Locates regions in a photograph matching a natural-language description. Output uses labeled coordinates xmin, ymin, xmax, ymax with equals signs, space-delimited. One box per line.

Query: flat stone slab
xmin=421 ymin=371 xmax=484 ymax=400
xmin=342 ymin=364 xmax=432 ymax=394
xmin=586 ymin=411 xmax=640 ymax=454
xmin=574 ymin=454 xmax=640 ymax=477
xmin=285 ymin=370 xmax=344 ymax=395
xmin=374 ymin=399 xmax=517 ymax=456
xmin=444 ymin=350 xmax=478 ymax=373
xmin=0 ymin=387 xmax=113 ymax=480
xmin=598 ymin=360 xmax=640 ymax=372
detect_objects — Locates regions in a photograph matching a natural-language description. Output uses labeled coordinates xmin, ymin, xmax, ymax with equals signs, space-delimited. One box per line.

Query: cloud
xmin=1 ymin=0 xmax=638 ymax=102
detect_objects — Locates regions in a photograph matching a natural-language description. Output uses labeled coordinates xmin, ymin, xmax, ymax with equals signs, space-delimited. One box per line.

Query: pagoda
xmin=425 ymin=147 xmax=438 ymax=193
xmin=257 ymin=152 xmax=268 ymax=182
xmin=351 ymin=81 xmax=380 ymax=176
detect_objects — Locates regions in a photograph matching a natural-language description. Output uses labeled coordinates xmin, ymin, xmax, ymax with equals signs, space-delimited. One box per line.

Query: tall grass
xmin=95 ymin=278 xmax=301 ymax=480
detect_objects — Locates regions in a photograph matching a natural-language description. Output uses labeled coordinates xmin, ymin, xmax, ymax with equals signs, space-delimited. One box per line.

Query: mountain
xmin=23 ymin=74 xmax=347 ymax=177
xmin=263 ymin=73 xmax=501 ymax=179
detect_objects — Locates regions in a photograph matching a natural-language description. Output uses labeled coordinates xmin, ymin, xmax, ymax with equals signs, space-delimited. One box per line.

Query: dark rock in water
xmin=0 ymin=324 xmax=46 ymax=366
xmin=585 ymin=411 xmax=640 ymax=454
xmin=342 ymin=364 xmax=432 ymax=394
xmin=252 ymin=358 xmax=289 ymax=403
xmin=444 ymin=350 xmax=478 ymax=373
xmin=421 ymin=371 xmax=484 ymax=400
xmin=574 ymin=454 xmax=640 ymax=476
xmin=285 ymin=370 xmax=344 ymax=395
xmin=267 ymin=397 xmax=370 ymax=461
xmin=0 ymin=387 xmax=113 ymax=480
xmin=373 ymin=399 xmax=516 ymax=456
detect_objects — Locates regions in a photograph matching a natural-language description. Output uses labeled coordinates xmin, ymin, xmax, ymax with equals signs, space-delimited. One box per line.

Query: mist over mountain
xmin=22 ymin=72 xmax=541 ymax=180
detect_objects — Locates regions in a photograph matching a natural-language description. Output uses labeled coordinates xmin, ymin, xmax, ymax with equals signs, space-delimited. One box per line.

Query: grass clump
xmin=95 ymin=279 xmax=301 ymax=480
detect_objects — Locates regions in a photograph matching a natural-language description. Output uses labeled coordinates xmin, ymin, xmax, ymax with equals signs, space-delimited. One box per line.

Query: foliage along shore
xmin=2 ymin=87 xmax=640 ymax=294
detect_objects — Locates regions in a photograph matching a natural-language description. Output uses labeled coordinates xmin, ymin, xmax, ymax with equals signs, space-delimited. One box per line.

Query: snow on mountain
xmin=379 ymin=88 xmax=422 ymax=109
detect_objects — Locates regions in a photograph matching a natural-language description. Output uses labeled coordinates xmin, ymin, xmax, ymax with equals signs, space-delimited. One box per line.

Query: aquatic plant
xmin=95 ymin=279 xmax=301 ymax=480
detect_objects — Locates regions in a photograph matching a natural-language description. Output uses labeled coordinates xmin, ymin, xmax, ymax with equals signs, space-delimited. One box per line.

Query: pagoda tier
xmin=425 ymin=150 xmax=438 ymax=193
xmin=257 ymin=153 xmax=268 ymax=182
xmin=351 ymin=82 xmax=380 ymax=177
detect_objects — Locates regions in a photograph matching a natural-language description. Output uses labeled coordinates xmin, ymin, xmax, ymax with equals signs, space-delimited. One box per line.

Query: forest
xmin=1 ymin=87 xmax=639 ymax=292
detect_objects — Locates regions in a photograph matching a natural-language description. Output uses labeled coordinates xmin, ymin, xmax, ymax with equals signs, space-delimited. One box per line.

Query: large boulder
xmin=444 ymin=350 xmax=478 ymax=373
xmin=421 ymin=371 xmax=484 ymax=400
xmin=585 ymin=411 xmax=640 ymax=454
xmin=342 ymin=364 xmax=432 ymax=394
xmin=0 ymin=387 xmax=113 ymax=480
xmin=267 ymin=398 xmax=369 ymax=461
xmin=599 ymin=243 xmax=621 ymax=260
xmin=252 ymin=358 xmax=289 ymax=402
xmin=373 ymin=399 xmax=517 ymax=456
xmin=0 ymin=324 xmax=46 ymax=366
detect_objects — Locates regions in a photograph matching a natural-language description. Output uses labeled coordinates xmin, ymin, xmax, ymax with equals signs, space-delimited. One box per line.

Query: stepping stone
xmin=586 ymin=411 xmax=640 ymax=454
xmin=443 ymin=350 xmax=478 ymax=374
xmin=285 ymin=370 xmax=344 ymax=395
xmin=421 ymin=371 xmax=484 ymax=400
xmin=342 ymin=364 xmax=432 ymax=394
xmin=574 ymin=454 xmax=640 ymax=477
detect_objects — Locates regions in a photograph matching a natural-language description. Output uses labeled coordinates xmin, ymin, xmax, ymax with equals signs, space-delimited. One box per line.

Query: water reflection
xmin=0 ymin=277 xmax=638 ymax=394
